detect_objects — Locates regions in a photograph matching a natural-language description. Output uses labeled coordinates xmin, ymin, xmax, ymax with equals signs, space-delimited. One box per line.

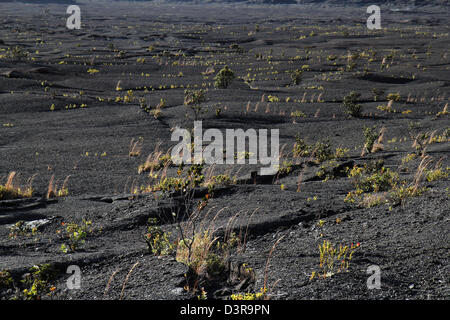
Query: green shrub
xmin=205 ymin=253 xmax=226 ymax=278
xmin=138 ymin=154 xmax=172 ymax=173
xmin=344 ymin=160 xmax=428 ymax=207
xmin=293 ymin=137 xmax=333 ymax=163
xmin=0 ymin=270 xmax=13 ymax=289
xmin=387 ymin=92 xmax=401 ymax=102
xmin=310 ymin=240 xmax=360 ymax=280
xmin=389 ymin=184 xmax=427 ymax=204
xmin=288 ymin=69 xmax=303 ymax=85
xmin=348 ymin=165 xmax=399 ymax=193
xmin=278 ymin=160 xmax=293 ymax=175
xmin=214 ymin=66 xmax=235 ymax=89
xmin=0 ymin=185 xmax=25 ymax=200
xmin=291 ymin=110 xmax=306 ymax=119
xmin=293 ymin=136 xmax=311 ymax=158
xmin=21 ymin=264 xmax=57 ymax=300
xmin=144 ymin=218 xmax=175 ymax=255
xmin=425 ymin=167 xmax=449 ymax=181
xmin=152 ymin=164 xmax=205 ymax=194
xmin=205 ymin=174 xmax=236 ymax=189
xmin=342 ymin=91 xmax=362 ymax=117
xmin=335 ymin=147 xmax=350 ymax=158
xmin=313 ymin=141 xmax=334 ymax=163
xmin=363 ymin=126 xmax=380 ymax=154
xmin=61 ymin=220 xmax=92 ymax=253
xmin=184 ymin=89 xmax=207 ymax=120
xmin=5 ymin=46 xmax=29 ymax=61
xmin=407 ymin=121 xmax=429 ymax=156
xmin=316 ymin=160 xmax=350 ymax=181
xmin=0 ymin=172 xmax=33 ymax=200
xmin=176 ymin=231 xmax=214 ymax=274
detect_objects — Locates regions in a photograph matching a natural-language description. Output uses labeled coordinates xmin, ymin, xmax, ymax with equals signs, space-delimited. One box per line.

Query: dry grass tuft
xmin=129 ymin=137 xmax=143 ymax=157
xmin=0 ymin=172 xmax=33 ymax=200
xmin=412 ymin=156 xmax=432 ymax=194
xmin=371 ymin=127 xmax=386 ymax=153
xmin=119 ymin=261 xmax=139 ymax=300
xmin=47 ymin=175 xmax=70 ymax=198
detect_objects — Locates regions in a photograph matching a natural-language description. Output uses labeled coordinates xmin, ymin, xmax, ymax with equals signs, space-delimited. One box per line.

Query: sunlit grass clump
xmin=0 ymin=172 xmax=33 ymax=200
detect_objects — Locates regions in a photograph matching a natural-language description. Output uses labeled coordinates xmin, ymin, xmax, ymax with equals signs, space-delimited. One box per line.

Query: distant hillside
xmin=0 ymin=0 xmax=76 ymax=3
xmin=1 ymin=0 xmax=449 ymax=7
xmin=119 ymin=0 xmax=450 ymax=7
xmin=182 ymin=0 xmax=450 ymax=6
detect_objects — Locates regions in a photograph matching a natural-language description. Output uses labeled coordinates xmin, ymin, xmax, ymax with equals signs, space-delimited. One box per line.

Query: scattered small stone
xmin=26 ymin=218 xmax=53 ymax=229
xmin=170 ymin=287 xmax=184 ymax=296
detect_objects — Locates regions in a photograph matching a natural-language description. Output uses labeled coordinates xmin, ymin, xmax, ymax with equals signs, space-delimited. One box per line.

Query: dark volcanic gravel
xmin=0 ymin=3 xmax=448 ymax=300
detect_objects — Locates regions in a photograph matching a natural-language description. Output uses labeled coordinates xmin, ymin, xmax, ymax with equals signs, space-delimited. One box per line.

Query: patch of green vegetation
xmin=230 ymin=287 xmax=267 ymax=300
xmin=177 ymin=229 xmax=243 ymax=297
xmin=9 ymin=221 xmax=38 ymax=239
xmin=401 ymin=153 xmax=417 ymax=165
xmin=144 ymin=218 xmax=175 ymax=256
xmin=387 ymin=92 xmax=401 ymax=102
xmin=184 ymin=89 xmax=207 ymax=120
xmin=348 ymin=164 xmax=398 ymax=193
xmin=290 ymin=110 xmax=306 ymax=119
xmin=204 ymin=174 xmax=236 ymax=189
xmin=139 ymin=98 xmax=166 ymax=119
xmin=0 ymin=185 xmax=22 ymax=200
xmin=60 ymin=220 xmax=92 ymax=253
xmin=293 ymin=136 xmax=333 ymax=163
xmin=138 ymin=153 xmax=172 ymax=174
xmin=342 ymin=91 xmax=362 ymax=117
xmin=267 ymin=95 xmax=280 ymax=103
xmin=316 ymin=160 xmax=351 ymax=181
xmin=310 ymin=240 xmax=360 ymax=280
xmin=21 ymin=264 xmax=57 ymax=300
xmin=407 ymin=121 xmax=429 ymax=156
xmin=176 ymin=231 xmax=214 ymax=275
xmin=150 ymin=164 xmax=206 ymax=196
xmin=87 ymin=68 xmax=99 ymax=75
xmin=0 ymin=270 xmax=13 ymax=290
xmin=277 ymin=160 xmax=293 ymax=176
xmin=377 ymin=103 xmax=395 ymax=113
xmin=345 ymin=160 xmax=428 ymax=207
xmin=288 ymin=68 xmax=303 ymax=85
xmin=425 ymin=166 xmax=449 ymax=182
xmin=0 ymin=46 xmax=29 ymax=61
xmin=292 ymin=137 xmax=310 ymax=158
xmin=313 ymin=141 xmax=334 ymax=163
xmin=334 ymin=147 xmax=350 ymax=158
xmin=214 ymin=65 xmax=235 ymax=89
xmin=0 ymin=172 xmax=33 ymax=200
xmin=363 ymin=126 xmax=380 ymax=154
